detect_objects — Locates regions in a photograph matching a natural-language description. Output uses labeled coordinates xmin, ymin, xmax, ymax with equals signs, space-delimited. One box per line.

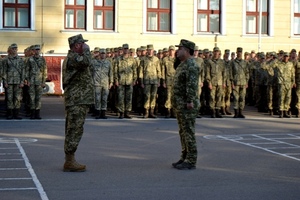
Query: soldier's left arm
xmin=186 ymin=60 xmax=199 ymax=104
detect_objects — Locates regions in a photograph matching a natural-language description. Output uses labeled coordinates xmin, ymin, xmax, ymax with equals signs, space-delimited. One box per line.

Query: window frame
xmin=64 ymin=0 xmax=86 ymax=30
xmin=93 ymin=0 xmax=115 ymax=30
xmin=146 ymin=0 xmax=172 ymax=32
xmin=3 ymin=0 xmax=31 ymax=28
xmin=293 ymin=0 xmax=300 ymax=35
xmin=196 ymin=0 xmax=221 ymax=33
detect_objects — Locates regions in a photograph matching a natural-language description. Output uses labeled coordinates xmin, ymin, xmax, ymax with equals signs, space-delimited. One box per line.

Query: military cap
xmin=114 ymin=47 xmax=118 ymax=52
xmin=198 ymin=49 xmax=203 ymax=54
xmin=99 ymin=48 xmax=106 ymax=54
xmin=213 ymin=47 xmax=220 ymax=52
xmin=251 ymin=50 xmax=255 ymax=53
xmin=283 ymin=52 xmax=289 ymax=57
xmin=259 ymin=53 xmax=265 ymax=59
xmin=163 ymin=48 xmax=168 ymax=52
xmin=225 ymin=49 xmax=230 ymax=54
xmin=237 ymin=47 xmax=243 ymax=52
xmin=140 ymin=46 xmax=147 ymax=51
xmin=147 ymin=44 xmax=154 ymax=50
xmin=10 ymin=43 xmax=18 ymax=49
xmin=203 ymin=49 xmax=209 ymax=53
xmin=94 ymin=47 xmax=100 ymax=52
xmin=158 ymin=49 xmax=163 ymax=53
xmin=106 ymin=48 xmax=111 ymax=53
xmin=136 ymin=48 xmax=141 ymax=52
xmin=68 ymin=34 xmax=88 ymax=47
xmin=122 ymin=43 xmax=129 ymax=49
xmin=34 ymin=44 xmax=41 ymax=50
xmin=169 ymin=45 xmax=175 ymax=50
xmin=129 ymin=48 xmax=135 ymax=53
xmin=175 ymin=39 xmax=195 ymax=51
xmin=110 ymin=48 xmax=114 ymax=53
xmin=244 ymin=52 xmax=249 ymax=55
xmin=194 ymin=46 xmax=199 ymax=51
xmin=118 ymin=47 xmax=122 ymax=50
xmin=279 ymin=50 xmax=284 ymax=54
xmin=291 ymin=49 xmax=297 ymax=53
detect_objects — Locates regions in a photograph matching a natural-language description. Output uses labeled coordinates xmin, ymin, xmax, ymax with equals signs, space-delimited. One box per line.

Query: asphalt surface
xmin=0 ymin=96 xmax=300 ymax=200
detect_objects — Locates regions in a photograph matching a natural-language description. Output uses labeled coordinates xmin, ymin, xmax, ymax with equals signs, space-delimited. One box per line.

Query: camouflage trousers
xmin=117 ymin=85 xmax=133 ymax=112
xmin=174 ymin=108 xmax=198 ymax=165
xmin=267 ymin=85 xmax=278 ymax=110
xmin=64 ymin=105 xmax=89 ymax=155
xmin=222 ymin=85 xmax=232 ymax=108
xmin=29 ymin=85 xmax=43 ymax=109
xmin=278 ymin=84 xmax=292 ymax=111
xmin=164 ymin=85 xmax=173 ymax=109
xmin=143 ymin=84 xmax=158 ymax=109
xmin=295 ymin=85 xmax=300 ymax=109
xmin=232 ymin=85 xmax=246 ymax=109
xmin=6 ymin=84 xmax=22 ymax=109
xmin=209 ymin=85 xmax=223 ymax=109
xmin=95 ymin=85 xmax=109 ymax=111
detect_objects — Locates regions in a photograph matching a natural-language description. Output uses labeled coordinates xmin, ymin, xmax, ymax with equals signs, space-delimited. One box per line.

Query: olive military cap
xmin=175 ymin=39 xmax=195 ymax=51
xmin=68 ymin=34 xmax=88 ymax=47
xmin=140 ymin=46 xmax=147 ymax=51
xmin=99 ymin=48 xmax=106 ymax=54
xmin=158 ymin=49 xmax=163 ymax=53
xmin=194 ymin=46 xmax=199 ymax=51
xmin=10 ymin=43 xmax=18 ymax=48
xmin=283 ymin=52 xmax=289 ymax=56
xmin=244 ymin=52 xmax=249 ymax=55
xmin=203 ymin=49 xmax=209 ymax=53
xmin=129 ymin=48 xmax=135 ymax=53
xmin=213 ymin=47 xmax=220 ymax=52
xmin=147 ymin=44 xmax=154 ymax=50
xmin=122 ymin=44 xmax=129 ymax=49
xmin=279 ymin=50 xmax=284 ymax=54
xmin=94 ymin=47 xmax=100 ymax=52
xmin=169 ymin=45 xmax=175 ymax=50
xmin=198 ymin=49 xmax=203 ymax=54
xmin=291 ymin=49 xmax=297 ymax=53
xmin=237 ymin=47 xmax=243 ymax=52
xmin=106 ymin=48 xmax=111 ymax=53
xmin=225 ymin=49 xmax=230 ymax=54
xmin=163 ymin=48 xmax=168 ymax=52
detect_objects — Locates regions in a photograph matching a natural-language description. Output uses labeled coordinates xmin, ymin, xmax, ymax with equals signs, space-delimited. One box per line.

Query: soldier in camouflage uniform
xmin=230 ymin=47 xmax=249 ymax=118
xmin=222 ymin=49 xmax=232 ymax=115
xmin=193 ymin=46 xmax=204 ymax=118
xmin=171 ymin=39 xmax=199 ymax=170
xmin=62 ymin=34 xmax=95 ymax=172
xmin=27 ymin=44 xmax=47 ymax=119
xmin=295 ymin=56 xmax=300 ymax=117
xmin=114 ymin=44 xmax=137 ymax=119
xmin=200 ymin=49 xmax=211 ymax=115
xmin=91 ymin=48 xmax=113 ymax=119
xmin=273 ymin=52 xmax=295 ymax=118
xmin=161 ymin=45 xmax=176 ymax=118
xmin=139 ymin=44 xmax=161 ymax=118
xmin=135 ymin=46 xmax=147 ymax=115
xmin=2 ymin=44 xmax=25 ymax=119
xmin=206 ymin=47 xmax=225 ymax=118
xmin=254 ymin=53 xmax=268 ymax=112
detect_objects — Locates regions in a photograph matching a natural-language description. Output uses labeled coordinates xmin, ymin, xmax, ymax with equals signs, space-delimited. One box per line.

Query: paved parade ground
xmin=0 ymin=96 xmax=300 ymax=200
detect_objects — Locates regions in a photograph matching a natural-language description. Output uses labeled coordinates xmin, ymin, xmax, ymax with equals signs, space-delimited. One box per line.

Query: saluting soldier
xmin=2 ymin=43 xmax=25 ymax=119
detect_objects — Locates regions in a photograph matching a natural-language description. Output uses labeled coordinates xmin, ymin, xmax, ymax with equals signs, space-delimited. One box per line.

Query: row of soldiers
xmin=89 ymin=43 xmax=300 ymax=119
xmin=0 ymin=44 xmax=47 ymax=119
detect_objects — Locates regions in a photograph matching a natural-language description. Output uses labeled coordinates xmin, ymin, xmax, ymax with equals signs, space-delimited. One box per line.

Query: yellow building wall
xmin=0 ymin=0 xmax=299 ymax=55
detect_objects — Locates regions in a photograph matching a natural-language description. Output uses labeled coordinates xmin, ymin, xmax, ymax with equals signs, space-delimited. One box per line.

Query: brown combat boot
xmin=63 ymin=154 xmax=86 ymax=172
xmin=149 ymin=109 xmax=157 ymax=118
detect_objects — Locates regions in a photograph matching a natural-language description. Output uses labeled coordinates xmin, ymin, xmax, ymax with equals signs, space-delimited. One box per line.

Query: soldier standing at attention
xmin=230 ymin=47 xmax=249 ymax=118
xmin=91 ymin=48 xmax=113 ymax=119
xmin=193 ymin=46 xmax=204 ymax=118
xmin=139 ymin=44 xmax=161 ymax=118
xmin=114 ymin=44 xmax=137 ymax=119
xmin=63 ymin=34 xmax=94 ymax=172
xmin=2 ymin=44 xmax=25 ymax=119
xmin=27 ymin=44 xmax=47 ymax=119
xmin=171 ymin=39 xmax=199 ymax=170
xmin=222 ymin=49 xmax=232 ymax=115
xmin=206 ymin=47 xmax=225 ymax=118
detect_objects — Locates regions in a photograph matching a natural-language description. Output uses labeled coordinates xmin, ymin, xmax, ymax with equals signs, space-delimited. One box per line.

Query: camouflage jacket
xmin=230 ymin=58 xmax=249 ymax=86
xmin=91 ymin=58 xmax=113 ymax=87
xmin=206 ymin=58 xmax=225 ymax=86
xmin=274 ymin=61 xmax=295 ymax=86
xmin=114 ymin=55 xmax=137 ymax=85
xmin=139 ymin=56 xmax=161 ymax=85
xmin=63 ymin=49 xmax=95 ymax=107
xmin=295 ymin=61 xmax=300 ymax=84
xmin=27 ymin=56 xmax=47 ymax=85
xmin=2 ymin=55 xmax=25 ymax=85
xmin=254 ymin=62 xmax=268 ymax=86
xmin=224 ymin=59 xmax=232 ymax=86
xmin=194 ymin=57 xmax=205 ymax=85
xmin=161 ymin=56 xmax=176 ymax=86
xmin=171 ymin=57 xmax=200 ymax=111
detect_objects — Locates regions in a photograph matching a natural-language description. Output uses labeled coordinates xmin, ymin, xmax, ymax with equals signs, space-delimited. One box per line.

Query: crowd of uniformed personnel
xmin=0 ymin=44 xmax=47 ymax=120
xmin=89 ymin=43 xmax=300 ymax=119
xmin=0 ymin=42 xmax=299 ymax=119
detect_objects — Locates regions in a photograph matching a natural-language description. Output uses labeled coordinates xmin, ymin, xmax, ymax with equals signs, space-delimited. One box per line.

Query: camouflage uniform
xmin=91 ymin=49 xmax=113 ymax=114
xmin=254 ymin=58 xmax=268 ymax=112
xmin=265 ymin=58 xmax=279 ymax=115
xmin=295 ymin=60 xmax=300 ymax=117
xmin=2 ymin=48 xmax=25 ymax=118
xmin=194 ymin=56 xmax=205 ymax=113
xmin=63 ymin=35 xmax=95 ymax=156
xmin=222 ymin=52 xmax=232 ymax=115
xmin=27 ymin=45 xmax=47 ymax=118
xmin=230 ymin=48 xmax=250 ymax=117
xmin=114 ymin=51 xmax=137 ymax=117
xmin=171 ymin=39 xmax=199 ymax=169
xmin=139 ymin=45 xmax=161 ymax=117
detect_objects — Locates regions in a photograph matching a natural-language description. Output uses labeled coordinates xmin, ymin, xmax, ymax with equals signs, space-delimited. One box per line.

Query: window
xmin=65 ymin=0 xmax=86 ymax=29
xmin=94 ymin=0 xmax=114 ymax=30
xmin=246 ymin=0 xmax=268 ymax=34
xmin=147 ymin=0 xmax=171 ymax=32
xmin=197 ymin=0 xmax=220 ymax=33
xmin=294 ymin=0 xmax=300 ymax=35
xmin=3 ymin=0 xmax=30 ymax=28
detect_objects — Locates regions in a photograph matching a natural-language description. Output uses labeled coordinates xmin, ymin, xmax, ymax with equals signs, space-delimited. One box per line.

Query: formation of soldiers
xmin=0 ymin=44 xmax=48 ymax=120
xmin=89 ymin=44 xmax=300 ymax=119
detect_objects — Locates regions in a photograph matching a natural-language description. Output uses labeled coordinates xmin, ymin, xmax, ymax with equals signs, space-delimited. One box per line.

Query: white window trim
xmin=0 ymin=0 xmax=35 ymax=31
xmin=142 ymin=0 xmax=177 ymax=35
xmin=242 ymin=0 xmax=274 ymax=37
xmin=290 ymin=0 xmax=300 ymax=38
xmin=193 ymin=0 xmax=226 ymax=36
